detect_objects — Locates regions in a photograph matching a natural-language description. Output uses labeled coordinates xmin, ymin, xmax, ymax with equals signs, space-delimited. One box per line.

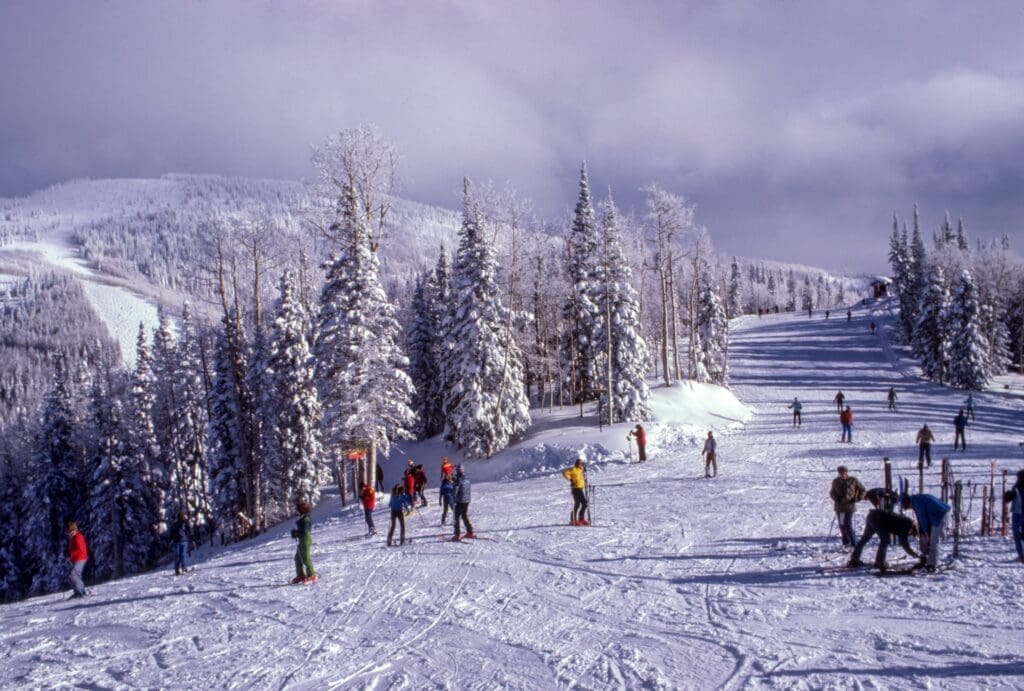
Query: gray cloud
xmin=1 ymin=1 xmax=1022 ymax=271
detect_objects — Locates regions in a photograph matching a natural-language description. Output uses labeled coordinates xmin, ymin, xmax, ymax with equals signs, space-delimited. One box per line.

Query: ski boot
xmin=303 ymin=574 xmax=318 ymax=584
xmin=291 ymin=576 xmax=304 ymax=584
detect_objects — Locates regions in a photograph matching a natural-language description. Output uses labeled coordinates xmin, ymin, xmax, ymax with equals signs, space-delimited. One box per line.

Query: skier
xmin=953 ymin=409 xmax=969 ymax=451
xmin=439 ymin=474 xmax=455 ymax=526
xmin=846 ymin=310 xmax=852 ymax=322
xmin=965 ymin=394 xmax=976 ymax=421
xmin=916 ymin=424 xmax=935 ymax=468
xmin=375 ymin=463 xmax=384 ymax=493
xmin=290 ymin=501 xmax=316 ymax=584
xmin=870 ymin=321 xmax=876 ymax=335
xmin=829 ymin=466 xmax=866 ymax=548
xmin=702 ymin=431 xmax=717 ymax=478
xmin=170 ymin=511 xmax=190 ymax=575
xmin=65 ymin=522 xmax=89 ymax=598
xmin=440 ymin=456 xmax=454 ymax=482
xmin=886 ymin=387 xmax=897 ymax=412
xmin=901 ymin=492 xmax=951 ymax=572
xmin=847 ymin=489 xmax=919 ymax=571
xmin=833 ymin=391 xmax=845 ymax=414
xmin=627 ymin=424 xmax=647 ymax=462
xmin=413 ymin=463 xmax=428 ymax=508
xmin=452 ymin=465 xmax=475 ymax=540
xmin=1002 ymin=470 xmax=1024 ymax=563
xmin=561 ymin=457 xmax=589 ymax=526
xmin=386 ymin=483 xmax=410 ymax=547
xmin=839 ymin=406 xmax=854 ymax=443
xmin=807 ymin=306 xmax=813 ymax=318
xmin=359 ymin=482 xmax=376 ymax=536
xmin=825 ymin=310 xmax=830 ymax=319
xmin=403 ymin=460 xmax=417 ymax=510
xmin=787 ymin=397 xmax=803 ymax=427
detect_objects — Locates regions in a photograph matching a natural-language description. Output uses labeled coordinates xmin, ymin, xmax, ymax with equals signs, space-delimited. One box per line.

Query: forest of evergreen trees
xmin=0 ymin=126 xmax=859 ymax=602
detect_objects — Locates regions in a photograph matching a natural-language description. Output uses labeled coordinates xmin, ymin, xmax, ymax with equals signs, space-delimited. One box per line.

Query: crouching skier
xmin=291 ymin=501 xmax=317 ymax=584
xmin=847 ymin=489 xmax=919 ymax=572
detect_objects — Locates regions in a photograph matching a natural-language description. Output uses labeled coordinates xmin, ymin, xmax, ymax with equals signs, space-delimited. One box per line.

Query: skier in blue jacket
xmin=902 ymin=492 xmax=951 ymax=571
xmin=387 ymin=484 xmax=412 ymax=547
xmin=439 ymin=476 xmax=456 ymax=526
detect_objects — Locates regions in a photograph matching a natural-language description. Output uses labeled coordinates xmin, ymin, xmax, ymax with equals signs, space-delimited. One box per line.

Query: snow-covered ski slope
xmin=2 ymin=301 xmax=1023 ymax=689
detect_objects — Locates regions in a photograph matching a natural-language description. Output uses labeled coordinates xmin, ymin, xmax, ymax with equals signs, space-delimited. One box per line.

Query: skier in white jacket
xmin=702 ymin=431 xmax=717 ymax=478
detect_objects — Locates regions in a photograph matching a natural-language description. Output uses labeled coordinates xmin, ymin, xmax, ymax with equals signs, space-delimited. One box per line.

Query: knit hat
xmin=837 ymin=465 xmax=848 ymax=474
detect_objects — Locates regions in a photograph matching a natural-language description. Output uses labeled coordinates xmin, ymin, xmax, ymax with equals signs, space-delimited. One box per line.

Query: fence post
xmin=884 ymin=457 xmax=893 ymax=510
xmin=941 ymin=457 xmax=951 ymax=503
xmin=952 ymin=480 xmax=962 ymax=559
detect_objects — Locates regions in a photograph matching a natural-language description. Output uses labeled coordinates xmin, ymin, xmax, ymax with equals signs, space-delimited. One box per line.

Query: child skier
xmin=839 ymin=406 xmax=854 ymax=443
xmin=439 ymin=474 xmax=455 ymax=526
xmin=291 ymin=502 xmax=316 ymax=584
xmin=387 ymin=484 xmax=410 ymax=546
xmin=359 ymin=482 xmax=376 ymax=536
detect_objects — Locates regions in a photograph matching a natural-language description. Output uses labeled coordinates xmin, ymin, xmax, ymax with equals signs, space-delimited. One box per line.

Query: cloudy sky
xmin=1 ymin=1 xmax=1022 ymax=271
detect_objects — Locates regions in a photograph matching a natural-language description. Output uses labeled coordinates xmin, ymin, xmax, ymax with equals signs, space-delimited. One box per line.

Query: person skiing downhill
xmin=627 ymin=424 xmax=647 ymax=462
xmin=840 ymin=406 xmax=854 ymax=443
xmin=452 ymin=465 xmax=474 ymax=540
xmin=387 ymin=484 xmax=411 ymax=547
xmin=787 ymin=397 xmax=803 ymax=427
xmin=439 ymin=474 xmax=455 ymax=525
xmin=916 ymin=424 xmax=935 ymax=468
xmin=830 ymin=466 xmax=866 ymax=548
xmin=886 ymin=387 xmax=897 ymax=411
xmin=834 ymin=391 xmax=845 ymax=414
xmin=66 ymin=522 xmax=89 ymax=598
xmin=702 ymin=431 xmax=717 ymax=478
xmin=291 ymin=502 xmax=316 ymax=584
xmin=170 ymin=511 xmax=190 ymax=575
xmin=902 ymin=492 xmax=951 ymax=572
xmin=359 ymin=482 xmax=376 ymax=536
xmin=562 ymin=457 xmax=589 ymax=526
xmin=1003 ymin=470 xmax=1024 ymax=563
xmin=953 ymin=409 xmax=969 ymax=451
xmin=847 ymin=489 xmax=919 ymax=571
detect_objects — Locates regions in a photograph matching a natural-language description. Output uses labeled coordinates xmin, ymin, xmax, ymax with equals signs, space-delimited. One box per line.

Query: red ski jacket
xmin=635 ymin=427 xmax=647 ymax=446
xmin=840 ymin=409 xmax=854 ymax=425
xmin=68 ymin=531 xmax=88 ymax=563
xmin=404 ymin=470 xmax=416 ymax=496
xmin=359 ymin=485 xmax=376 ymax=510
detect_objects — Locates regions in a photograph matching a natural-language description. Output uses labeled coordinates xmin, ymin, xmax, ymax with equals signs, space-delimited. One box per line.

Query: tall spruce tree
xmin=913 ymin=264 xmax=951 ymax=383
xmin=314 ymin=184 xmax=415 ymax=469
xmin=727 ymin=257 xmax=741 ymax=319
xmin=594 ymin=195 xmax=650 ymax=423
xmin=264 ymin=271 xmax=324 ymax=520
xmin=442 ymin=180 xmax=531 ymax=457
xmin=407 ymin=273 xmax=442 ymax=439
xmin=946 ymin=269 xmax=991 ymax=390
xmin=697 ymin=267 xmax=730 ymax=385
xmin=207 ymin=314 xmax=248 ymax=542
xmin=562 ymin=162 xmax=602 ymax=402
xmin=128 ymin=323 xmax=164 ymax=566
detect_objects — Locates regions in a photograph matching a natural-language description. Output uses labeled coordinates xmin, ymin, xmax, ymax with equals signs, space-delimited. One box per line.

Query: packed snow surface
xmin=2 ymin=302 xmax=1023 ymax=688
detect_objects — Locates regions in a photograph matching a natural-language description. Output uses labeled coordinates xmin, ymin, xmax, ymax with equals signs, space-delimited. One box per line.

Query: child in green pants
xmin=291 ymin=501 xmax=316 ymax=584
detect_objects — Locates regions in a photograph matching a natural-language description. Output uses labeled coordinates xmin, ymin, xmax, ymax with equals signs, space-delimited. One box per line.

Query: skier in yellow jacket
xmin=561 ymin=456 xmax=589 ymax=526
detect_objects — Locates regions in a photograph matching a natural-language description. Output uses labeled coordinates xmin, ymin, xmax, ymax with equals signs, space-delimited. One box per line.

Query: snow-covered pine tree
xmin=800 ymin=276 xmax=814 ymax=312
xmin=442 ymin=180 xmax=531 ymax=457
xmin=314 ymin=183 xmax=415 ymax=473
xmin=956 ymin=217 xmax=969 ymax=252
xmin=561 ymin=162 xmax=602 ymax=402
xmin=264 ymin=271 xmax=324 ymax=522
xmin=697 ymin=267 xmax=730 ymax=385
xmin=946 ymin=269 xmax=991 ymax=390
xmin=888 ymin=215 xmax=914 ymax=339
xmin=85 ymin=372 xmax=151 ymax=580
xmin=912 ymin=264 xmax=950 ymax=383
xmin=766 ymin=272 xmax=777 ymax=308
xmin=21 ymin=357 xmax=84 ymax=594
xmin=785 ymin=270 xmax=797 ymax=311
xmin=0 ymin=454 xmax=25 ymax=601
xmin=979 ymin=301 xmax=1011 ymax=379
xmin=407 ymin=272 xmax=442 ymax=439
xmin=907 ymin=206 xmax=928 ymax=328
xmin=594 ymin=195 xmax=650 ymax=423
xmin=727 ymin=257 xmax=741 ymax=319
xmin=207 ymin=314 xmax=248 ymax=542
xmin=127 ymin=324 xmax=164 ymax=567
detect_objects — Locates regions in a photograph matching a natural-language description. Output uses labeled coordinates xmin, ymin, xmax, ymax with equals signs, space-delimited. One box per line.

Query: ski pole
xmin=824 ymin=513 xmax=836 ymax=549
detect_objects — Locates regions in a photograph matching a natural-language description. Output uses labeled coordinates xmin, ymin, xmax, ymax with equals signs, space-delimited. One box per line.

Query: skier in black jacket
xmin=847 ymin=489 xmax=919 ymax=571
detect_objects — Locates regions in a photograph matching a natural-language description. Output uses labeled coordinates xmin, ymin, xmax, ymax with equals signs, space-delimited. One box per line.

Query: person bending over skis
xmin=848 ymin=489 xmax=919 ymax=571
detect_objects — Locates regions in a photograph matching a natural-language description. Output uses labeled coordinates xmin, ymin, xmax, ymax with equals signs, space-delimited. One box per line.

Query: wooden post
xmin=337 ymin=459 xmax=348 ymax=508
xmin=981 ymin=485 xmax=989 ymax=536
xmin=918 ymin=455 xmax=924 ymax=494
xmin=1002 ymin=470 xmax=1009 ymax=537
xmin=952 ymin=480 xmax=962 ymax=558
xmin=883 ymin=457 xmax=894 ymax=511
xmin=941 ymin=457 xmax=951 ymax=503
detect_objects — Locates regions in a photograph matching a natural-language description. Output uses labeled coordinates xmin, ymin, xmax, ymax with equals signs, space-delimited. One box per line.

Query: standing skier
xmin=846 ymin=310 xmax=852 ymax=322
xmin=964 ymin=394 xmax=976 ymax=421
xmin=953 ymin=409 xmax=969 ymax=451
xmin=916 ymin=424 xmax=935 ymax=468
xmin=1003 ymin=470 xmax=1024 ymax=563
xmin=359 ymin=482 xmax=376 ymax=536
xmin=902 ymin=492 xmax=951 ymax=572
xmin=839 ymin=406 xmax=854 ymax=443
xmin=830 ymin=466 xmax=866 ymax=548
xmin=375 ymin=463 xmax=384 ymax=493
xmin=170 ymin=511 xmax=190 ymax=575
xmin=562 ymin=457 xmax=589 ymax=526
xmin=403 ymin=460 xmax=417 ymax=508
xmin=847 ymin=489 xmax=919 ymax=571
xmin=66 ymin=522 xmax=89 ymax=598
xmin=886 ymin=387 xmax=897 ymax=411
xmin=833 ymin=391 xmax=845 ymax=414
xmin=387 ymin=484 xmax=410 ymax=547
xmin=413 ymin=463 xmax=428 ymax=508
xmin=787 ymin=397 xmax=803 ymax=427
xmin=702 ymin=431 xmax=717 ymax=478
xmin=452 ymin=465 xmax=474 ymax=540
xmin=439 ymin=474 xmax=455 ymax=525
xmin=870 ymin=321 xmax=876 ymax=335
xmin=291 ymin=502 xmax=316 ymax=584
xmin=440 ymin=456 xmax=454 ymax=482
xmin=627 ymin=424 xmax=647 ymax=462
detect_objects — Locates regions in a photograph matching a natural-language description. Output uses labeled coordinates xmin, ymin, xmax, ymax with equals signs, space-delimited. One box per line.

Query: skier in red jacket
xmin=359 ymin=482 xmax=376 ymax=536
xmin=403 ymin=460 xmax=417 ymax=510
xmin=840 ymin=406 xmax=854 ymax=443
xmin=628 ymin=424 xmax=648 ymax=462
xmin=66 ymin=522 xmax=89 ymax=598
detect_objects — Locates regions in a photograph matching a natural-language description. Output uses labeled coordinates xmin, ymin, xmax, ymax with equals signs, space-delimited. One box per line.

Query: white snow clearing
xmin=2 ymin=302 xmax=1022 ymax=688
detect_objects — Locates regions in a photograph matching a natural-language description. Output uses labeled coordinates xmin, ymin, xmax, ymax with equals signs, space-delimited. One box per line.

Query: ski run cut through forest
xmin=2 ymin=300 xmax=1023 ymax=689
